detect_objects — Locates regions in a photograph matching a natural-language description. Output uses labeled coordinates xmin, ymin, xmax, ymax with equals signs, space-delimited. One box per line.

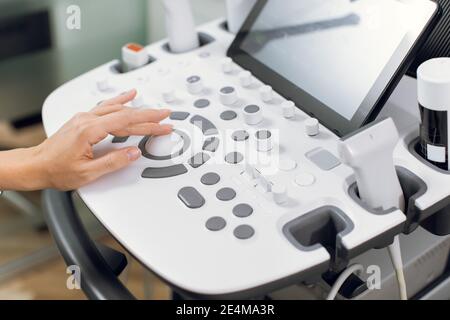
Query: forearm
xmin=0 ymin=145 xmax=49 ymax=191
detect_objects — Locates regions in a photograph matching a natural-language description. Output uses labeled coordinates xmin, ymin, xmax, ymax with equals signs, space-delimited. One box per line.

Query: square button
xmin=305 ymin=148 xmax=341 ymax=171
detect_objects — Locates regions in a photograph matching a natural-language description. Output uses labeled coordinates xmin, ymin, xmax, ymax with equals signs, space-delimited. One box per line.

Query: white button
xmin=96 ymin=77 xmax=110 ymax=92
xmin=272 ymin=184 xmax=288 ymax=204
xmin=219 ymin=86 xmax=238 ymax=105
xmin=243 ymin=105 xmax=263 ymax=125
xmin=294 ymin=173 xmax=316 ymax=187
xmin=162 ymin=88 xmax=176 ymax=103
xmin=260 ymin=85 xmax=273 ymax=102
xmin=186 ymin=75 xmax=204 ymax=94
xmin=122 ymin=43 xmax=149 ymax=71
xmin=256 ymin=130 xmax=272 ymax=152
xmin=221 ymin=57 xmax=233 ymax=73
xmin=305 ymin=118 xmax=320 ymax=136
xmin=132 ymin=95 xmax=145 ymax=107
xmin=279 ymin=157 xmax=297 ymax=171
xmin=282 ymin=101 xmax=296 ymax=119
xmin=239 ymin=71 xmax=254 ymax=87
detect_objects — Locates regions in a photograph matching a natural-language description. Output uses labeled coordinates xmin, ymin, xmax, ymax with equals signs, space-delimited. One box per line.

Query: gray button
xmin=188 ymin=152 xmax=211 ymax=168
xmin=201 ymin=172 xmax=220 ymax=185
xmin=220 ymin=86 xmax=235 ymax=94
xmin=305 ymin=148 xmax=341 ymax=171
xmin=256 ymin=130 xmax=271 ymax=140
xmin=234 ymin=225 xmax=255 ymax=240
xmin=202 ymin=137 xmax=220 ymax=152
xmin=220 ymin=110 xmax=237 ymax=121
xmin=232 ymin=130 xmax=249 ymax=141
xmin=216 ymin=187 xmax=236 ymax=201
xmin=170 ymin=112 xmax=190 ymax=121
xmin=225 ymin=152 xmax=244 ymax=164
xmin=190 ymin=115 xmax=218 ymax=136
xmin=194 ymin=99 xmax=210 ymax=108
xmin=244 ymin=105 xmax=260 ymax=114
xmin=187 ymin=75 xmax=201 ymax=83
xmin=178 ymin=187 xmax=205 ymax=209
xmin=206 ymin=217 xmax=226 ymax=231
xmin=142 ymin=164 xmax=188 ymax=179
xmin=233 ymin=204 xmax=253 ymax=218
xmin=112 ymin=136 xmax=129 ymax=143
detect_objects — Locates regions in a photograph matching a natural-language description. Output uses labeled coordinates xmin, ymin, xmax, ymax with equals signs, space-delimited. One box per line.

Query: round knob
xmin=219 ymin=86 xmax=238 ymax=105
xmin=256 ymin=130 xmax=272 ymax=152
xmin=132 ymin=95 xmax=145 ymax=107
xmin=239 ymin=71 xmax=254 ymax=87
xmin=162 ymin=87 xmax=176 ymax=103
xmin=186 ymin=75 xmax=204 ymax=94
xmin=96 ymin=77 xmax=110 ymax=92
xmin=145 ymin=131 xmax=185 ymax=159
xmin=243 ymin=104 xmax=263 ymax=125
xmin=282 ymin=100 xmax=296 ymax=119
xmin=305 ymin=118 xmax=320 ymax=136
xmin=272 ymin=184 xmax=288 ymax=204
xmin=260 ymin=85 xmax=273 ymax=102
xmin=221 ymin=57 xmax=233 ymax=73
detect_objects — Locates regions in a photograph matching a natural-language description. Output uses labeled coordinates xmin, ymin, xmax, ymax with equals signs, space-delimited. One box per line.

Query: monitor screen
xmin=228 ymin=0 xmax=439 ymax=136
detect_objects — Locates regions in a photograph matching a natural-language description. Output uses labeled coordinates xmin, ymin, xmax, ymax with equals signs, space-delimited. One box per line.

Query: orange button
xmin=126 ymin=43 xmax=144 ymax=52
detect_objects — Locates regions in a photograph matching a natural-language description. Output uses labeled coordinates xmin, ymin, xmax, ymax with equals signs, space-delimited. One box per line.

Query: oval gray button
xmin=232 ymin=130 xmax=249 ymax=141
xmin=234 ymin=225 xmax=255 ymax=240
xmin=201 ymin=172 xmax=220 ymax=185
xmin=233 ymin=204 xmax=253 ymax=218
xmin=225 ymin=152 xmax=244 ymax=164
xmin=220 ymin=110 xmax=237 ymax=121
xmin=216 ymin=187 xmax=236 ymax=201
xmin=206 ymin=217 xmax=226 ymax=231
xmin=244 ymin=105 xmax=260 ymax=114
xmin=194 ymin=99 xmax=210 ymax=108
xmin=178 ymin=187 xmax=205 ymax=209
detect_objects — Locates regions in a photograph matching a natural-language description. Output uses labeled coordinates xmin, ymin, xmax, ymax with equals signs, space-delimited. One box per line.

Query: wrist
xmin=0 ymin=144 xmax=51 ymax=191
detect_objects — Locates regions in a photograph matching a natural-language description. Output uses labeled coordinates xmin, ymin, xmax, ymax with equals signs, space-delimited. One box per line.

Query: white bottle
xmin=417 ymin=58 xmax=450 ymax=171
xmin=162 ymin=0 xmax=200 ymax=53
xmin=226 ymin=0 xmax=257 ymax=34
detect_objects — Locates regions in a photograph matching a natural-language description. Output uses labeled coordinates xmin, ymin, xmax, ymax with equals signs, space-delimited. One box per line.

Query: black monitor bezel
xmin=227 ymin=0 xmax=441 ymax=137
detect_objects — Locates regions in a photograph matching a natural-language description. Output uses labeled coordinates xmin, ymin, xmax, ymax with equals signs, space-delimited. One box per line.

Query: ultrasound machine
xmin=42 ymin=0 xmax=450 ymax=300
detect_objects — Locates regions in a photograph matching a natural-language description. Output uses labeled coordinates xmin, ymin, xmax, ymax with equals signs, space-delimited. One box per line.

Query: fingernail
xmin=122 ymin=89 xmax=136 ymax=96
xmin=127 ymin=148 xmax=141 ymax=161
xmin=160 ymin=109 xmax=171 ymax=114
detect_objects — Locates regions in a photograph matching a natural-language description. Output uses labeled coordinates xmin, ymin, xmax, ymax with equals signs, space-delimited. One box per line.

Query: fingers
xmin=112 ymin=123 xmax=173 ymax=137
xmin=91 ymin=104 xmax=124 ymax=116
xmin=94 ymin=89 xmax=137 ymax=111
xmin=85 ymin=147 xmax=142 ymax=180
xmin=95 ymin=108 xmax=171 ymax=134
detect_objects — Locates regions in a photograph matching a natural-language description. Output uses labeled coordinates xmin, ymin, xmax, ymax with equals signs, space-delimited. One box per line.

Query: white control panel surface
xmin=42 ymin=20 xmax=417 ymax=298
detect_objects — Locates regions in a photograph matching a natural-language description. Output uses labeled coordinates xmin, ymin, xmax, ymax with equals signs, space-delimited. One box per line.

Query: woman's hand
xmin=0 ymin=90 xmax=172 ymax=191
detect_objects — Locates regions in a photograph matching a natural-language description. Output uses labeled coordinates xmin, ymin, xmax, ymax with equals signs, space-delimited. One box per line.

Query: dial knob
xmin=256 ymin=130 xmax=272 ymax=152
xmin=260 ymin=85 xmax=273 ymax=102
xmin=239 ymin=71 xmax=254 ymax=87
xmin=132 ymin=94 xmax=145 ymax=107
xmin=282 ymin=100 xmax=296 ymax=119
xmin=243 ymin=104 xmax=263 ymax=125
xmin=162 ymin=87 xmax=176 ymax=103
xmin=221 ymin=57 xmax=234 ymax=73
xmin=96 ymin=77 xmax=110 ymax=92
xmin=219 ymin=86 xmax=238 ymax=105
xmin=186 ymin=75 xmax=204 ymax=94
xmin=305 ymin=118 xmax=320 ymax=136
xmin=272 ymin=184 xmax=288 ymax=204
